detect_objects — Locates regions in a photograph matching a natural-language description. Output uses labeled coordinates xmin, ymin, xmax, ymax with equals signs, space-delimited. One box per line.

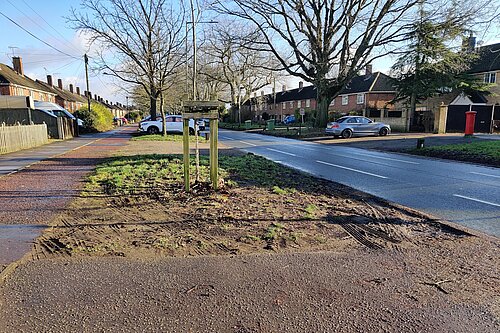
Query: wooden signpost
xmin=182 ymin=101 xmax=222 ymax=191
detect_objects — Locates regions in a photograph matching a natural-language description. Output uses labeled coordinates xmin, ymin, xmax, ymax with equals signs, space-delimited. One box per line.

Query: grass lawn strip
xmin=407 ymin=140 xmax=500 ymax=167
xmin=132 ymin=134 xmax=208 ymax=143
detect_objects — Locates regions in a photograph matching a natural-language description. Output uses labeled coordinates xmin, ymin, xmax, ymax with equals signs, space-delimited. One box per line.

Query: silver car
xmin=326 ymin=116 xmax=391 ymax=139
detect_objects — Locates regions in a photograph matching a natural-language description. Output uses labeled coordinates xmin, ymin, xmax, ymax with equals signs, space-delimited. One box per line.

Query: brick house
xmin=329 ymin=68 xmax=396 ymax=117
xmin=248 ymin=82 xmax=318 ymax=122
xmin=36 ymin=75 xmax=87 ymax=113
xmin=0 ymin=57 xmax=56 ymax=103
xmin=467 ymin=41 xmax=499 ymax=104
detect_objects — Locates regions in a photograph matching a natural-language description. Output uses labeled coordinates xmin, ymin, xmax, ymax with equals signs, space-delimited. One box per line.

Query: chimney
xmin=282 ymin=85 xmax=287 ymax=92
xmin=365 ymin=64 xmax=373 ymax=75
xmin=47 ymin=75 xmax=53 ymax=86
xmin=254 ymin=92 xmax=257 ymax=98
xmin=76 ymin=87 xmax=81 ymax=95
xmin=261 ymin=91 xmax=264 ymax=96
xmin=462 ymin=33 xmax=476 ymax=52
xmin=12 ymin=57 xmax=24 ymax=75
xmin=69 ymin=84 xmax=74 ymax=93
xmin=299 ymin=81 xmax=303 ymax=89
xmin=94 ymin=94 xmax=97 ymax=100
xmin=57 ymin=79 xmax=63 ymax=89
xmin=106 ymin=100 xmax=109 ymax=104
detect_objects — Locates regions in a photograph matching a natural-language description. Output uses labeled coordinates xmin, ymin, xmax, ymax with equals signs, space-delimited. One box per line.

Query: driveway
xmin=219 ymin=130 xmax=500 ymax=237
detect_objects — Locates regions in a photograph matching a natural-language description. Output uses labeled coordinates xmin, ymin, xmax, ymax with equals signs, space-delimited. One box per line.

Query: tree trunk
xmin=149 ymin=88 xmax=158 ymax=120
xmin=160 ymin=93 xmax=166 ymax=136
xmin=315 ymin=84 xmax=332 ymax=128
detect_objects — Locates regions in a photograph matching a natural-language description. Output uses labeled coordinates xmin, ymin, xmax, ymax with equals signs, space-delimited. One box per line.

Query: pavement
xmin=0 ymin=127 xmax=135 ymax=268
xmin=1 ymin=250 xmax=498 ymax=333
xmin=218 ymin=130 xmax=500 ymax=237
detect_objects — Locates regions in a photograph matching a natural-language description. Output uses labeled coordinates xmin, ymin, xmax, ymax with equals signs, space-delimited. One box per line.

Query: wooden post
xmin=209 ymin=118 xmax=218 ymax=190
xmin=183 ymin=119 xmax=190 ymax=191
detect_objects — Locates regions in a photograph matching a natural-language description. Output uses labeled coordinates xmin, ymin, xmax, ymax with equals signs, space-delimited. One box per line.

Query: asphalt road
xmin=219 ymin=130 xmax=500 ymax=237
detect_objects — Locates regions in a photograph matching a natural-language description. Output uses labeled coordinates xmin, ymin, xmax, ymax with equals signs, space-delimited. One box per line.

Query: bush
xmin=126 ymin=111 xmax=141 ymax=122
xmin=75 ymin=102 xmax=114 ymax=132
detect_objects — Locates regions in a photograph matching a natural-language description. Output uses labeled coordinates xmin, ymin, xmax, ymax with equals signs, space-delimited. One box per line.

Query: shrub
xmin=75 ymin=102 xmax=114 ymax=132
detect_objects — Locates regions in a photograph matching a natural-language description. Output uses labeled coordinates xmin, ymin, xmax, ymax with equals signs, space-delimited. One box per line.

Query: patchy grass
xmin=84 ymin=153 xmax=323 ymax=196
xmin=132 ymin=134 xmax=208 ymax=143
xmin=408 ymin=140 xmax=500 ymax=167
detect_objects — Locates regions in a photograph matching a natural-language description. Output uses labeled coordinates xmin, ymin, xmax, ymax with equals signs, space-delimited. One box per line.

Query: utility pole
xmin=84 ymin=54 xmax=91 ymax=112
xmin=190 ymin=0 xmax=197 ymax=101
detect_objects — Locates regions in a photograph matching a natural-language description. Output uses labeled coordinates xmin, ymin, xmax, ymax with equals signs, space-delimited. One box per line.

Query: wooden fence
xmin=0 ymin=123 xmax=48 ymax=154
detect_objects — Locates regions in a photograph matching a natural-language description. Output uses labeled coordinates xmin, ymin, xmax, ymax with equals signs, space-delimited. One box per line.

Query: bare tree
xmin=69 ymin=0 xmax=186 ymax=120
xmin=200 ymin=22 xmax=277 ymax=122
xmin=214 ymin=0 xmax=423 ymax=127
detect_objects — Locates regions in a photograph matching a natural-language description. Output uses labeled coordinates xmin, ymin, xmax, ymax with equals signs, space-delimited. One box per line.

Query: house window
xmin=331 ymin=98 xmax=335 ymax=106
xmin=306 ymin=99 xmax=311 ymax=107
xmin=484 ymin=72 xmax=496 ymax=83
xmin=297 ymin=100 xmax=302 ymax=108
xmin=342 ymin=95 xmax=348 ymax=105
xmin=357 ymin=93 xmax=364 ymax=104
xmin=282 ymin=102 xmax=286 ymax=109
xmin=289 ymin=101 xmax=294 ymax=108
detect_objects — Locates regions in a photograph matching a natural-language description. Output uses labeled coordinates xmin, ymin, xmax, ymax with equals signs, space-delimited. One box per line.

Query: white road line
xmin=469 ymin=172 xmax=500 ymax=179
xmin=219 ymin=136 xmax=235 ymax=140
xmin=239 ymin=140 xmax=257 ymax=146
xmin=349 ymin=151 xmax=419 ymax=165
xmin=453 ymin=194 xmax=500 ymax=208
xmin=266 ymin=148 xmax=297 ymax=156
xmin=316 ymin=160 xmax=388 ymax=179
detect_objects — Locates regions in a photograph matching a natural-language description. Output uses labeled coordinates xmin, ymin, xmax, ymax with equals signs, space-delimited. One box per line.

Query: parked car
xmin=34 ymin=101 xmax=83 ymax=126
xmin=325 ymin=116 xmax=391 ymax=139
xmin=139 ymin=115 xmax=198 ymax=135
xmin=283 ymin=115 xmax=296 ymax=124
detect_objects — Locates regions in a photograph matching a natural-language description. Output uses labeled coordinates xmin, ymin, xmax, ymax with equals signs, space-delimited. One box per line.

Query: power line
xmin=18 ymin=0 xmax=83 ymax=55
xmin=0 ymin=11 xmax=80 ymax=60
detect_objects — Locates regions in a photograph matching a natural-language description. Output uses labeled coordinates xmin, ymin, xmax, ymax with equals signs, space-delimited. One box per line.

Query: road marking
xmin=239 ymin=140 xmax=257 ymax=146
xmin=349 ymin=151 xmax=419 ymax=164
xmin=219 ymin=136 xmax=234 ymax=140
xmin=316 ymin=160 xmax=388 ymax=179
xmin=469 ymin=172 xmax=500 ymax=179
xmin=453 ymin=194 xmax=500 ymax=208
xmin=266 ymin=148 xmax=297 ymax=156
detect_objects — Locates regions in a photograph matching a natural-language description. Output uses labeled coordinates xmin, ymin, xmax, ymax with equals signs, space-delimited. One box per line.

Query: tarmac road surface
xmin=219 ymin=130 xmax=500 ymax=237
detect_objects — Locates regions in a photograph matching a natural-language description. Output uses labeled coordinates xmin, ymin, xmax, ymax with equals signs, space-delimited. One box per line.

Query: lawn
xmin=131 ymin=134 xmax=208 ymax=143
xmin=409 ymin=140 xmax=500 ymax=167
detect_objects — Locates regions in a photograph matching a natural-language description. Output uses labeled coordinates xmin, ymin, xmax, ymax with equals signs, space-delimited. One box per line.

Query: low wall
xmin=0 ymin=123 xmax=48 ymax=154
xmin=371 ymin=117 xmax=407 ymax=132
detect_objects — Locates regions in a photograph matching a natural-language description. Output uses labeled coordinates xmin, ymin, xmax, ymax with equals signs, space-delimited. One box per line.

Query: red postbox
xmin=464 ymin=111 xmax=477 ymax=136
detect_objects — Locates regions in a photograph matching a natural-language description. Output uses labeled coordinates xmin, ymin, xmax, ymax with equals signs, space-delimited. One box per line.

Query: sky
xmin=0 ymin=0 xmax=126 ymax=104
xmin=1 ymin=0 xmax=500 ymax=104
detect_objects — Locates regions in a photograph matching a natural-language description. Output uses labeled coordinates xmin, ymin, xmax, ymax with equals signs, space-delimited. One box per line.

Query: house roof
xmin=275 ymin=85 xmax=317 ymax=103
xmin=244 ymin=72 xmax=395 ymax=105
xmin=340 ymin=72 xmax=395 ymax=94
xmin=0 ymin=63 xmax=55 ymax=94
xmin=36 ymin=80 xmax=87 ymax=103
xmin=468 ymin=42 xmax=500 ymax=73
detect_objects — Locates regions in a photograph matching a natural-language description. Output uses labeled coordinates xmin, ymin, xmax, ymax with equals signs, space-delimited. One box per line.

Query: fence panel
xmin=0 ymin=123 xmax=48 ymax=154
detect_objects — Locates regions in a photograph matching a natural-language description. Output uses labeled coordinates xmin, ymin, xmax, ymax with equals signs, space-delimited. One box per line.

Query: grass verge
xmin=131 ymin=134 xmax=208 ymax=143
xmin=407 ymin=140 xmax=500 ymax=167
